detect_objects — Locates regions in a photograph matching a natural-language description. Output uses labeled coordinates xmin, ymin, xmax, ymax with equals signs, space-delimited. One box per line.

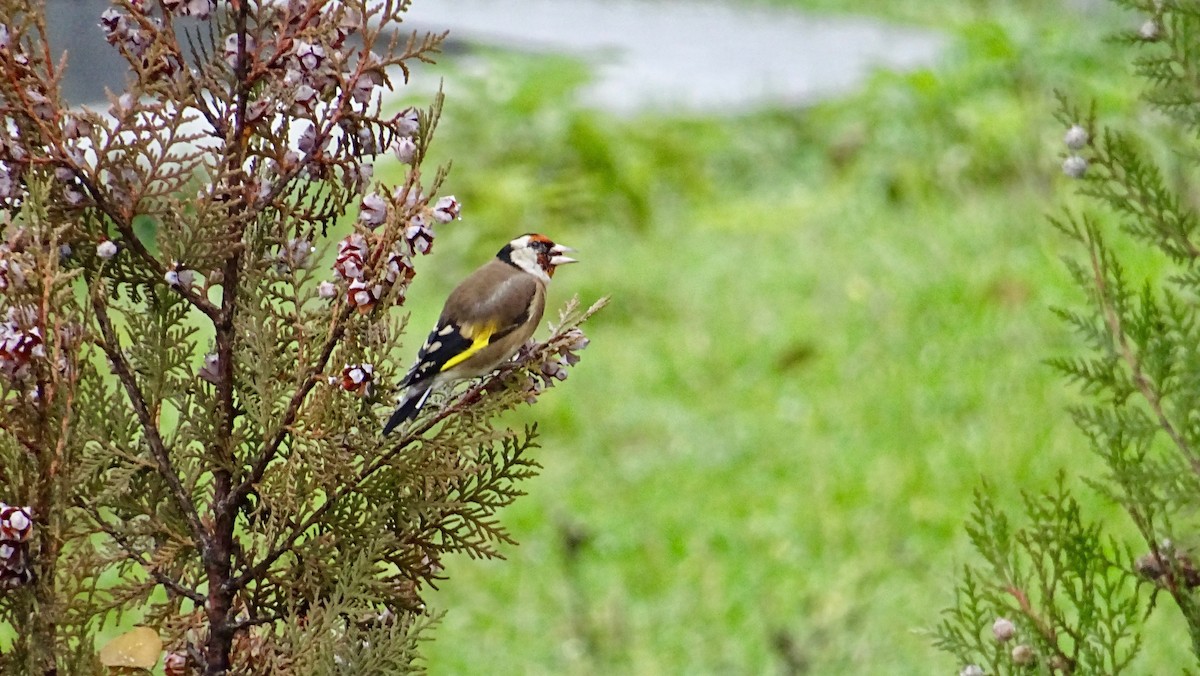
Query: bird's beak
xmin=549 ymin=244 xmax=578 ymax=266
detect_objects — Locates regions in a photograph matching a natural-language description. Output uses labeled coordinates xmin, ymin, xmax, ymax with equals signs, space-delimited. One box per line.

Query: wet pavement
xmin=405 ymin=0 xmax=946 ymax=113
xmin=41 ymin=0 xmax=945 ymax=112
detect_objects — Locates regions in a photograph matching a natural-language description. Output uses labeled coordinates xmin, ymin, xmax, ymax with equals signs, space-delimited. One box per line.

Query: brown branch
xmin=204 ymin=243 xmax=240 ymax=676
xmin=71 ymin=170 xmax=221 ymax=319
xmin=225 ymin=301 xmax=605 ymax=593
xmin=0 ymin=419 xmax=41 ymax=457
xmin=29 ymin=242 xmax=61 ymax=665
xmin=229 ymin=3 xmax=252 ymax=169
xmin=227 ymin=610 xmax=285 ymax=633
xmin=1086 ymin=236 xmax=1200 ymax=475
xmin=1 ymin=46 xmax=219 ymax=320
xmin=227 ymin=158 xmax=431 ymax=513
xmin=89 ymin=285 xmax=209 ymax=551
xmin=44 ymin=221 xmax=77 ymax=483
xmin=203 ymin=4 xmax=255 ymax=671
xmin=225 ymin=361 xmax=521 ymax=592
xmin=1005 ymin=585 xmax=1076 ymax=673
xmin=74 ymin=498 xmax=206 ymax=605
xmin=225 ymin=303 xmax=354 ymax=511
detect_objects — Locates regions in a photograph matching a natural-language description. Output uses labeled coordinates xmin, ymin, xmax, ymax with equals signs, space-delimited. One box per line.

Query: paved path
xmin=404 ymin=0 xmax=945 ymax=113
xmin=46 ymin=0 xmax=944 ymax=111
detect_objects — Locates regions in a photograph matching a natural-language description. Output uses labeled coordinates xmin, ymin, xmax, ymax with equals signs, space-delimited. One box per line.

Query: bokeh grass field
xmin=4 ymin=1 xmax=1188 ymax=673
xmin=384 ymin=1 xmax=1197 ymax=673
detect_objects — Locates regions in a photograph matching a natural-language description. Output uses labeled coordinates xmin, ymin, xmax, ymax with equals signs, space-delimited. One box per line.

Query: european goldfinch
xmin=382 ymin=233 xmax=577 ymax=435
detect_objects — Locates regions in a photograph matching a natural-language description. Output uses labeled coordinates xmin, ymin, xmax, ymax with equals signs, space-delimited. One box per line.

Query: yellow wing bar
xmin=439 ymin=323 xmax=496 ymax=372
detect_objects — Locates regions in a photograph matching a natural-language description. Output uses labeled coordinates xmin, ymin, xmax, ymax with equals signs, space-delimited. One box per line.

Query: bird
xmin=382 ymin=233 xmax=577 ymax=435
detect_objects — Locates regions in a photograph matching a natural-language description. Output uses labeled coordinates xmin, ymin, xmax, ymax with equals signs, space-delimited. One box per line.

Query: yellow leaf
xmin=98 ymin=626 xmax=162 ymax=669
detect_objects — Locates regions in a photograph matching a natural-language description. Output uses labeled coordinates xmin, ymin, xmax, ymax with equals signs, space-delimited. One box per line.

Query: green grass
xmin=386 ymin=1 xmax=1198 ymax=673
xmin=10 ymin=1 xmax=1193 ymax=672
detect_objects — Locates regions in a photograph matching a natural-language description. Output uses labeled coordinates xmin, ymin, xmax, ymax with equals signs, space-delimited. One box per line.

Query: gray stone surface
xmin=404 ymin=0 xmax=946 ymax=113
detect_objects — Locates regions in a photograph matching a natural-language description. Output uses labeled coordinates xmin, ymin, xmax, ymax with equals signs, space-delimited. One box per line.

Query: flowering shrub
xmin=0 ymin=0 xmax=601 ymax=672
xmin=0 ymin=503 xmax=33 ymax=591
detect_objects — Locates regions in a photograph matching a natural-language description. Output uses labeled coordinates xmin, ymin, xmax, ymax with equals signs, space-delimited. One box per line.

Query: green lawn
xmin=389 ymin=1 xmax=1197 ymax=673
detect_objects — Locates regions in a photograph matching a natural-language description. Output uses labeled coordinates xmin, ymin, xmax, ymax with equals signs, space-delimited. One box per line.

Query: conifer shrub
xmin=0 ymin=0 xmax=601 ymax=672
xmin=935 ymin=2 xmax=1200 ymax=673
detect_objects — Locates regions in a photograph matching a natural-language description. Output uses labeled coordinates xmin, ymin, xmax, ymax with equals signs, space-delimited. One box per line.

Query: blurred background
xmin=50 ymin=0 xmax=1190 ymax=672
xmin=361 ymin=0 xmax=1193 ymax=673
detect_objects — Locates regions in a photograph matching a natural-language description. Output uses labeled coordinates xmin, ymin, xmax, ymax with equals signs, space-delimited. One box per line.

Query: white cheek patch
xmin=510 ymin=247 xmax=550 ymax=283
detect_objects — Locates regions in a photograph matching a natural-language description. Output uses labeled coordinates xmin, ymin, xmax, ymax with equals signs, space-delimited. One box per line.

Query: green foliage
xmin=934 ymin=479 xmax=1144 ymax=674
xmin=0 ymin=0 xmax=602 ymax=672
xmin=760 ymin=0 xmax=1057 ymax=26
xmin=937 ymin=1 xmax=1200 ymax=672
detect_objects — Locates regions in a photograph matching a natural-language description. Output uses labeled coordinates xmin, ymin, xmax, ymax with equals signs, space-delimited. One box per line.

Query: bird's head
xmin=499 ymin=233 xmax=577 ymax=281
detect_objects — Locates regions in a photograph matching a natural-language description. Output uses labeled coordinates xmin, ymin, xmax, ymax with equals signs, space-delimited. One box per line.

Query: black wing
xmin=399 ymin=320 xmax=476 ymax=390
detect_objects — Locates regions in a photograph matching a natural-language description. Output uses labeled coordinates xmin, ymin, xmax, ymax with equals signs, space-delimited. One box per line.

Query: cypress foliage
xmin=0 ymin=0 xmax=602 ymax=672
xmin=935 ymin=2 xmax=1200 ymax=673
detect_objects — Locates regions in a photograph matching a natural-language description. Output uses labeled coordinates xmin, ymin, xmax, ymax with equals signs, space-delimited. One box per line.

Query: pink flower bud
xmin=0 ymin=542 xmax=25 ymax=571
xmin=404 ymin=215 xmax=434 ymax=255
xmin=1062 ymin=155 xmax=1088 ymax=178
xmin=343 ymin=163 xmax=373 ymax=193
xmin=432 ymin=195 xmax=460 ymax=223
xmin=0 ymin=504 xmax=32 ymax=542
xmin=347 ymin=279 xmax=377 ymax=313
xmin=992 ymin=617 xmax=1016 ymax=642
xmin=384 ymin=250 xmax=415 ymax=286
xmin=164 ymin=263 xmax=195 ymax=289
xmin=350 ymin=70 xmax=385 ymax=105
xmin=0 ymin=249 xmax=26 ymax=291
xmin=0 ymin=567 xmax=33 ymax=589
xmin=391 ymin=136 xmax=416 ymax=164
xmin=164 ymin=652 xmax=188 ymax=676
xmin=223 ymin=33 xmax=255 ymax=68
xmin=99 ymin=9 xmax=126 ymax=37
xmin=1064 ymin=124 xmax=1088 ymax=150
xmin=279 ymin=237 xmax=314 ymax=269
xmin=298 ymin=123 xmax=327 ymax=154
xmin=24 ymin=89 xmax=53 ymax=121
xmin=1011 ymin=644 xmax=1035 ymax=666
xmin=359 ymin=192 xmax=388 ymax=229
xmin=340 ymin=362 xmax=374 ymax=394
xmin=63 ymin=115 xmax=94 ymax=140
xmin=1139 ymin=19 xmax=1160 ymax=41
xmin=393 ymin=107 xmax=420 ymax=136
xmin=294 ymin=41 xmax=326 ymax=72
xmin=198 ymin=353 xmax=220 ymax=384
xmin=183 ymin=0 xmax=212 ymax=18
xmin=292 ymin=84 xmax=318 ymax=111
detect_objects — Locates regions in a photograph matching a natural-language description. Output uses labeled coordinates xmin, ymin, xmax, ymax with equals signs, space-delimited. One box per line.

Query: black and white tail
xmin=382 ymin=383 xmax=434 ymax=436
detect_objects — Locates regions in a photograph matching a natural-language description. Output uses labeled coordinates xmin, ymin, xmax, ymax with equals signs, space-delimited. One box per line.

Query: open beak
xmin=549 ymin=244 xmax=578 ymax=266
